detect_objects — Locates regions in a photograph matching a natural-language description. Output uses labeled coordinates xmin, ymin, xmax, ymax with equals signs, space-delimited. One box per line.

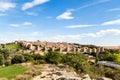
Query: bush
xmin=104 ymin=68 xmax=120 ymax=80
xmin=4 ymin=61 xmax=11 ymax=66
xmin=32 ymin=54 xmax=44 ymax=61
xmin=105 ymin=53 xmax=120 ymax=63
xmin=11 ymin=54 xmax=25 ymax=64
xmin=22 ymin=54 xmax=33 ymax=62
xmin=0 ymin=54 xmax=4 ymax=66
xmin=62 ymin=53 xmax=88 ymax=72
xmin=0 ymin=49 xmax=9 ymax=60
xmin=45 ymin=51 xmax=62 ymax=65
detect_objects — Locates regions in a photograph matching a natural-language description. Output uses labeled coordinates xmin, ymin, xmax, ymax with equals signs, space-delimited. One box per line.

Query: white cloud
xmin=101 ymin=19 xmax=120 ymax=26
xmin=56 ymin=0 xmax=110 ymax=20
xmin=10 ymin=24 xmax=20 ymax=27
xmin=56 ymin=9 xmax=74 ymax=20
xmin=0 ymin=31 xmax=44 ymax=43
xmin=108 ymin=8 xmax=120 ymax=11
xmin=30 ymin=31 xmax=43 ymax=36
xmin=65 ymin=19 xmax=120 ymax=28
xmin=1 ymin=29 xmax=120 ymax=44
xmin=65 ymin=24 xmax=94 ymax=28
xmin=26 ymin=12 xmax=38 ymax=16
xmin=10 ymin=22 xmax=33 ymax=27
xmin=50 ymin=29 xmax=120 ymax=42
xmin=23 ymin=22 xmax=32 ymax=26
xmin=53 ymin=35 xmax=82 ymax=40
xmin=76 ymin=0 xmax=110 ymax=11
xmin=22 ymin=0 xmax=50 ymax=11
xmin=84 ymin=29 xmax=120 ymax=37
xmin=0 ymin=1 xmax=16 ymax=12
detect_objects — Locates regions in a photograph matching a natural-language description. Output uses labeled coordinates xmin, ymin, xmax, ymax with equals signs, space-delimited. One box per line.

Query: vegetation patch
xmin=0 ymin=65 xmax=28 ymax=79
xmin=5 ymin=43 xmax=22 ymax=50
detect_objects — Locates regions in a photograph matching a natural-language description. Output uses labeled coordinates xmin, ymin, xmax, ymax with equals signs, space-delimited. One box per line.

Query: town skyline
xmin=0 ymin=0 xmax=120 ymax=46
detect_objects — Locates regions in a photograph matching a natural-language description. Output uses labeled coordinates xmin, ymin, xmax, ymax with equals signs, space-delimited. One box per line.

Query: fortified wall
xmin=14 ymin=40 xmax=105 ymax=54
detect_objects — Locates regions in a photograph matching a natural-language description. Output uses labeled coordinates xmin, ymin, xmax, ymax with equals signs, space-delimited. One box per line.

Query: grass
xmin=5 ymin=43 xmax=22 ymax=50
xmin=0 ymin=65 xmax=28 ymax=80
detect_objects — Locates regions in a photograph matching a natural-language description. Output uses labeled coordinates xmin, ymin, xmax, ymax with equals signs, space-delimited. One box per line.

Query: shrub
xmin=62 ymin=53 xmax=88 ymax=72
xmin=11 ymin=54 xmax=25 ymax=64
xmin=105 ymin=53 xmax=120 ymax=63
xmin=0 ymin=54 xmax=4 ymax=66
xmin=0 ymin=49 xmax=10 ymax=60
xmin=45 ymin=51 xmax=62 ymax=65
xmin=32 ymin=54 xmax=44 ymax=61
xmin=4 ymin=61 xmax=11 ymax=66
xmin=104 ymin=68 xmax=120 ymax=80
xmin=22 ymin=54 xmax=33 ymax=62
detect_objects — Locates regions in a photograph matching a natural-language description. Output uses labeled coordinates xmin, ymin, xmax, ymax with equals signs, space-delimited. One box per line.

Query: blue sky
xmin=0 ymin=0 xmax=120 ymax=46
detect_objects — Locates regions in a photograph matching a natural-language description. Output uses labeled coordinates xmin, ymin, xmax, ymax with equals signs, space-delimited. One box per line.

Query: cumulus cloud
xmin=22 ymin=0 xmax=50 ymax=11
xmin=56 ymin=9 xmax=74 ymax=20
xmin=0 ymin=1 xmax=16 ymax=12
xmin=65 ymin=24 xmax=94 ymax=28
xmin=101 ymin=19 xmax=120 ymax=25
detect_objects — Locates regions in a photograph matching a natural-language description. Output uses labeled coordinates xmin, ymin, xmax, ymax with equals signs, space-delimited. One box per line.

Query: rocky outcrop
xmin=33 ymin=64 xmax=91 ymax=80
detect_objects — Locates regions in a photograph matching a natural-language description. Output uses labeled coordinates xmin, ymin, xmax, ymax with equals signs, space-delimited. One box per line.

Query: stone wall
xmin=15 ymin=41 xmax=105 ymax=54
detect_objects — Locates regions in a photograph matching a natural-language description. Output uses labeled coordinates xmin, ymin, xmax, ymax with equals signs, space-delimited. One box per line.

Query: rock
xmin=101 ymin=77 xmax=112 ymax=80
xmin=96 ymin=77 xmax=112 ymax=80
xmin=33 ymin=64 xmax=83 ymax=80
xmin=56 ymin=77 xmax=67 ymax=80
xmin=82 ymin=74 xmax=91 ymax=80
